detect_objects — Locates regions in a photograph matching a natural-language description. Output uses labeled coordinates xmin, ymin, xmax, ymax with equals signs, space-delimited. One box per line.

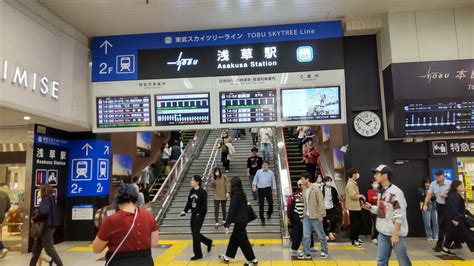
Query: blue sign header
xmin=92 ymin=21 xmax=342 ymax=82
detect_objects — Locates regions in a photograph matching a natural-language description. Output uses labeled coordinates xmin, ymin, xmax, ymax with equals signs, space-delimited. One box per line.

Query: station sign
xmin=91 ymin=21 xmax=342 ymax=82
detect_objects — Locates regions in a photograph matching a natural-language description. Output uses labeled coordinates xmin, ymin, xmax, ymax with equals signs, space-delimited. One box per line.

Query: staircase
xmin=282 ymin=128 xmax=321 ymax=191
xmin=158 ymin=129 xmax=282 ymax=239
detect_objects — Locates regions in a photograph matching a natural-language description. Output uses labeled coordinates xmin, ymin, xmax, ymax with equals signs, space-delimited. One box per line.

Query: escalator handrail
xmin=275 ymin=128 xmax=292 ymax=241
xmin=202 ymin=136 xmax=221 ymax=189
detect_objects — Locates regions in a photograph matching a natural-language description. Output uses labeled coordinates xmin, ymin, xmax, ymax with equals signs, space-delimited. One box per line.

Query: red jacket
xmin=303 ymin=146 xmax=319 ymax=165
xmin=367 ymin=189 xmax=378 ymax=205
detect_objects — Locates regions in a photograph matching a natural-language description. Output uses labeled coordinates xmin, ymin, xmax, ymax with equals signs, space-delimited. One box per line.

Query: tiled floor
xmin=1 ymin=238 xmax=473 ymax=266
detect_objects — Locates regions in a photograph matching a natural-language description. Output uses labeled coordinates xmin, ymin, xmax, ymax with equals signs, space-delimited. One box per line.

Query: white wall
xmin=379 ymin=7 xmax=473 ymax=69
xmin=0 ymin=128 xmax=29 ymax=144
xmin=0 ymin=0 xmax=91 ymax=130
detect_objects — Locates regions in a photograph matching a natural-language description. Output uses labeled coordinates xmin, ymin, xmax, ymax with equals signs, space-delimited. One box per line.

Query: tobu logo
xmin=167 ymin=52 xmax=198 ymax=71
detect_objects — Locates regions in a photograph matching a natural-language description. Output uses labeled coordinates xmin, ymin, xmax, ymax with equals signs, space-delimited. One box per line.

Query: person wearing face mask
xmin=344 ymin=169 xmax=366 ymax=247
xmin=367 ymin=178 xmax=380 ymax=244
xmin=418 ymin=177 xmax=438 ymax=242
xmin=210 ymin=167 xmax=230 ymax=229
xmin=322 ymin=176 xmax=340 ymax=241
xmin=316 ymin=175 xmax=324 ymax=190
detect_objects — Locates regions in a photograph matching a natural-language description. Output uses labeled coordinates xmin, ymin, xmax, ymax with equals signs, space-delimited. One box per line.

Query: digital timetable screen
xmin=219 ymin=90 xmax=276 ymax=124
xmin=96 ymin=95 xmax=151 ymax=128
xmin=155 ymin=93 xmax=211 ymax=126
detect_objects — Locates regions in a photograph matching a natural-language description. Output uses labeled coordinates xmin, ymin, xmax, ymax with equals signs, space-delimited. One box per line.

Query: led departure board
xmin=220 ymin=90 xmax=276 ymax=124
xmin=96 ymin=95 xmax=151 ymax=128
xmin=404 ymin=101 xmax=474 ymax=136
xmin=155 ymin=93 xmax=211 ymax=126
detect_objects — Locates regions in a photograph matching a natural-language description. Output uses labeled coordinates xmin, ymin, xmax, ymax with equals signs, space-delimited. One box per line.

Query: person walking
xmin=441 ymin=180 xmax=474 ymax=256
xmin=345 ymin=168 xmax=366 ymax=247
xmin=288 ymin=180 xmax=305 ymax=254
xmin=303 ymin=140 xmax=319 ymax=180
xmin=210 ymin=167 xmax=229 ymax=229
xmin=169 ymin=141 xmax=181 ymax=162
xmin=29 ymin=184 xmax=63 ymax=266
xmin=322 ymin=176 xmax=340 ymax=242
xmin=233 ymin=129 xmax=241 ymax=141
xmin=180 ymin=175 xmax=213 ymax=260
xmin=140 ymin=165 xmax=152 ymax=203
xmin=218 ymin=177 xmax=258 ymax=266
xmin=258 ymin=128 xmax=273 ymax=162
xmin=247 ymin=147 xmax=263 ymax=201
xmin=367 ymin=178 xmax=380 ymax=244
xmin=423 ymin=170 xmax=453 ymax=252
xmin=0 ymin=189 xmax=10 ymax=258
xmin=250 ymin=128 xmax=259 ymax=146
xmin=252 ymin=161 xmax=276 ymax=226
xmin=221 ymin=138 xmax=235 ymax=173
xmin=92 ymin=184 xmax=159 ymax=265
xmin=418 ymin=177 xmax=438 ymax=242
xmin=363 ymin=165 xmax=411 ymax=266
xmin=160 ymin=143 xmax=171 ymax=171
xmin=296 ymin=126 xmax=309 ymax=155
xmin=297 ymin=173 xmax=329 ymax=260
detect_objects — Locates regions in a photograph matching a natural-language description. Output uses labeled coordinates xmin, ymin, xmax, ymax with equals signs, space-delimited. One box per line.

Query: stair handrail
xmin=202 ymin=136 xmax=221 ymax=189
xmin=275 ymin=128 xmax=292 ymax=245
xmin=148 ymin=130 xmax=209 ymax=222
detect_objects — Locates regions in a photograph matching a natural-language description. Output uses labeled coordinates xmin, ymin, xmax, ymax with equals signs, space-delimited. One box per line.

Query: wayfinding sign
xmin=92 ymin=21 xmax=342 ymax=82
xmin=68 ymin=140 xmax=111 ymax=197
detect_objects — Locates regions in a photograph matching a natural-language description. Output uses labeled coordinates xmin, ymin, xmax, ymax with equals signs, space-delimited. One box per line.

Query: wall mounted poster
xmin=112 ymin=154 xmax=132 ymax=183
xmin=136 ymin=132 xmax=152 ymax=157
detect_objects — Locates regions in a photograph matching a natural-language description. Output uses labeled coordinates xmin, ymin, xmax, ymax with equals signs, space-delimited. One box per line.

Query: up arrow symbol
xmin=82 ymin=143 xmax=93 ymax=156
xmin=100 ymin=40 xmax=113 ymax=55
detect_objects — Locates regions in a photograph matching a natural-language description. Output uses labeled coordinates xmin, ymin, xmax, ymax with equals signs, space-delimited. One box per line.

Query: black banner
xmin=429 ymin=139 xmax=474 ymax=158
xmin=138 ymin=38 xmax=343 ymax=79
xmin=383 ymin=59 xmax=474 ymax=138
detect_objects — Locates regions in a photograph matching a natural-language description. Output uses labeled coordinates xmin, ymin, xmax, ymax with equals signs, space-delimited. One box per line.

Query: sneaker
xmin=372 ymin=238 xmax=378 ymax=244
xmin=243 ymin=259 xmax=258 ymax=266
xmin=225 ymin=170 xmax=229 ymax=173
xmin=352 ymin=241 xmax=362 ymax=248
xmin=357 ymin=239 xmax=364 ymax=243
xmin=191 ymin=255 xmax=203 ymax=260
xmin=0 ymin=248 xmax=8 ymax=258
xmin=450 ymin=243 xmax=462 ymax=249
xmin=218 ymin=254 xmax=230 ymax=263
xmin=289 ymin=249 xmax=299 ymax=254
xmin=441 ymin=249 xmax=456 ymax=256
xmin=432 ymin=246 xmax=442 ymax=252
xmin=319 ymin=253 xmax=329 ymax=259
xmin=427 ymin=237 xmax=434 ymax=241
xmin=297 ymin=254 xmax=312 ymax=260
xmin=215 ymin=223 xmax=220 ymax=229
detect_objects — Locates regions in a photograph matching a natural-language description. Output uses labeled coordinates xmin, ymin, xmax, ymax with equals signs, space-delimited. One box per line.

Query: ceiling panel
xmin=37 ymin=0 xmax=474 ymax=37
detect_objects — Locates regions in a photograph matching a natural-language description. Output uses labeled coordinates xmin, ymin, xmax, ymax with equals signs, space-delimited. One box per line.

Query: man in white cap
xmin=362 ymin=165 xmax=411 ymax=266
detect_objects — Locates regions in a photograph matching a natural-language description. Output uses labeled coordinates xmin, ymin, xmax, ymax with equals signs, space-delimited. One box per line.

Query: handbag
xmin=464 ymin=210 xmax=474 ymax=228
xmin=247 ymin=204 xmax=257 ymax=222
xmin=30 ymin=221 xmax=44 ymax=239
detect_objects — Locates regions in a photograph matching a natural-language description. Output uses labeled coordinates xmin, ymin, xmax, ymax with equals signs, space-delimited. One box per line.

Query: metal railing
xmin=202 ymin=135 xmax=222 ymax=189
xmin=147 ymin=130 xmax=209 ymax=223
xmin=275 ymin=128 xmax=292 ymax=246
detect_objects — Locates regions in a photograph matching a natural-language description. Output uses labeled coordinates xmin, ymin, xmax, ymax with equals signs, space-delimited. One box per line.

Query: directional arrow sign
xmin=82 ymin=143 xmax=93 ymax=156
xmin=99 ymin=40 xmax=113 ymax=55
xmin=104 ymin=145 xmax=110 ymax=155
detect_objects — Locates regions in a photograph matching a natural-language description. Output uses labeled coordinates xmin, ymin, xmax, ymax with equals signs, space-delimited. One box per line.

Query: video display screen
xmin=96 ymin=96 xmax=151 ymax=128
xmin=220 ymin=90 xmax=276 ymax=124
xmin=403 ymin=101 xmax=474 ymax=136
xmin=281 ymin=86 xmax=341 ymax=121
xmin=155 ymin=93 xmax=211 ymax=126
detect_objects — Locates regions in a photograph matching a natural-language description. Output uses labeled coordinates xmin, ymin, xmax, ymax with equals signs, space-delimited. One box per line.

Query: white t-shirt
xmin=259 ymin=128 xmax=273 ymax=144
xmin=324 ymin=186 xmax=334 ymax=209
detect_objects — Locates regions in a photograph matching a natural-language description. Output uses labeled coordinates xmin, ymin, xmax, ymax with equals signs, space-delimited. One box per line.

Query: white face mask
xmin=316 ymin=177 xmax=322 ymax=183
xmin=325 ymin=182 xmax=331 ymax=187
xmin=372 ymin=183 xmax=379 ymax=190
xmin=215 ymin=172 xmax=220 ymax=176
xmin=355 ymin=173 xmax=360 ymax=180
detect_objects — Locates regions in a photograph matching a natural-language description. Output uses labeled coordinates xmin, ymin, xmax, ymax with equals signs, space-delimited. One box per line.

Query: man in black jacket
xmin=181 ymin=175 xmax=212 ymax=260
xmin=247 ymin=147 xmax=263 ymax=201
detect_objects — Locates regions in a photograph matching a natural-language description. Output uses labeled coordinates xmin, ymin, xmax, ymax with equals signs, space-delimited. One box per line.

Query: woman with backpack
xmin=220 ymin=138 xmax=235 ymax=173
xmin=210 ymin=167 xmax=230 ymax=229
xmin=218 ymin=177 xmax=258 ymax=266
xmin=30 ymin=184 xmax=63 ymax=266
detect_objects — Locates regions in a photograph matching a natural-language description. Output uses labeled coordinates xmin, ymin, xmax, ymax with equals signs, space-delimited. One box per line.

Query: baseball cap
xmin=371 ymin=164 xmax=392 ymax=175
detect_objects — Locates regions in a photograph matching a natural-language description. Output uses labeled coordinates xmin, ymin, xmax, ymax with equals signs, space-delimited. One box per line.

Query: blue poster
xmin=431 ymin=168 xmax=455 ymax=182
xmin=112 ymin=154 xmax=132 ymax=183
xmin=68 ymin=140 xmax=111 ymax=197
xmin=91 ymin=21 xmax=342 ymax=82
xmin=136 ymin=132 xmax=152 ymax=157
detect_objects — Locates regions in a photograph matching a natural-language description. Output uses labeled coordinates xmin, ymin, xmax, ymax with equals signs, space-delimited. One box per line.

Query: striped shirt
xmin=293 ymin=193 xmax=305 ymax=219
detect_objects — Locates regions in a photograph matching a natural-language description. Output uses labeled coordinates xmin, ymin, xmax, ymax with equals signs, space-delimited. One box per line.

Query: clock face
xmin=354 ymin=111 xmax=381 ymax=137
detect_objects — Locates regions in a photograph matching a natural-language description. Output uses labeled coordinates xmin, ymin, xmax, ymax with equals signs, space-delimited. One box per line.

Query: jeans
xmin=249 ymin=175 xmax=257 ymax=200
xmin=233 ymin=129 xmax=241 ymax=139
xmin=261 ymin=143 xmax=271 ymax=162
xmin=377 ymin=234 xmax=411 ymax=266
xmin=30 ymin=227 xmax=63 ymax=266
xmin=421 ymin=202 xmax=438 ymax=239
xmin=303 ymin=215 xmax=328 ymax=255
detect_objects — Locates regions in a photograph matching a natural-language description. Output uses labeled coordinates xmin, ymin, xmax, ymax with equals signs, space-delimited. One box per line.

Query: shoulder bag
xmin=106 ymin=208 xmax=139 ymax=266
xmin=247 ymin=203 xmax=257 ymax=222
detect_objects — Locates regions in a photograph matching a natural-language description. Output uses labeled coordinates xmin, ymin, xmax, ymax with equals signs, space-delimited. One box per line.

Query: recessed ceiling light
xmin=23 ymin=116 xmax=31 ymax=121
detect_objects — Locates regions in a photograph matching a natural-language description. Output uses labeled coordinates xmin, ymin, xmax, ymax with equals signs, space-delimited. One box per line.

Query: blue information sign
xmin=431 ymin=168 xmax=455 ymax=182
xmin=68 ymin=140 xmax=111 ymax=197
xmin=91 ymin=21 xmax=342 ymax=82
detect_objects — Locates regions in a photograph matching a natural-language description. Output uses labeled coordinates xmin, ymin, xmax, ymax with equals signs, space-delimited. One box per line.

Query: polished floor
xmin=1 ymin=237 xmax=473 ymax=266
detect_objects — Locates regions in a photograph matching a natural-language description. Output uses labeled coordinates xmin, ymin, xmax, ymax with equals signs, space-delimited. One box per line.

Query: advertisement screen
xmin=220 ymin=90 xmax=276 ymax=124
xmin=281 ymin=86 xmax=341 ymax=121
xmin=155 ymin=93 xmax=211 ymax=126
xmin=96 ymin=96 xmax=151 ymax=128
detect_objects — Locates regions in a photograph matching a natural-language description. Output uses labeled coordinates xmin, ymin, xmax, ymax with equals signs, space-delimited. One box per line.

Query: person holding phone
xmin=362 ymin=165 xmax=411 ymax=266
xmin=180 ymin=175 xmax=213 ymax=260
